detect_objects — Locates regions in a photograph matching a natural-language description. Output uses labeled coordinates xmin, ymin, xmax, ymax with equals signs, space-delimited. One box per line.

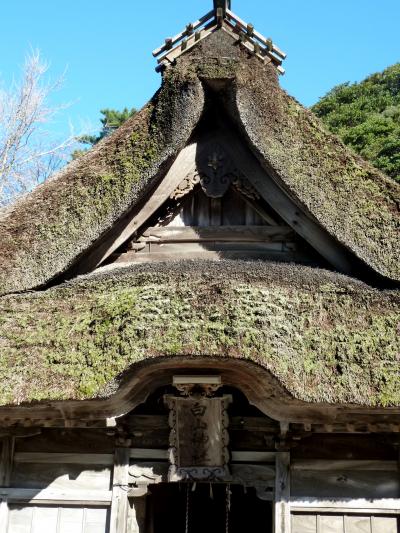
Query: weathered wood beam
xmin=139 ymin=225 xmax=295 ymax=243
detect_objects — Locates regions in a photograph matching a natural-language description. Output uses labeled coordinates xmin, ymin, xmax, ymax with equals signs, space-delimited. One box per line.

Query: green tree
xmin=312 ymin=63 xmax=400 ymax=183
xmin=72 ymin=107 xmax=136 ymax=159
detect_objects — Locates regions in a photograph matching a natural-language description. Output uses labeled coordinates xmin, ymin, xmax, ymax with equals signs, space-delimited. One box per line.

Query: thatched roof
xmin=0 ymin=27 xmax=398 ymax=411
xmin=0 ymin=261 xmax=398 ymax=408
xmin=0 ymin=29 xmax=398 ymax=296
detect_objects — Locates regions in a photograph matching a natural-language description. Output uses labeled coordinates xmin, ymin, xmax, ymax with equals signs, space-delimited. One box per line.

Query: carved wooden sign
xmin=165 ymin=395 xmax=232 ymax=482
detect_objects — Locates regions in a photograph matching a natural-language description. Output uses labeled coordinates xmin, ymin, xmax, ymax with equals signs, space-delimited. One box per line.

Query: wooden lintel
xmin=290 ymin=498 xmax=400 ymax=513
xmin=291 ymin=459 xmax=398 ymax=471
xmin=13 ymin=452 xmax=114 ymax=465
xmin=0 ymin=488 xmax=112 ymax=505
xmin=128 ymin=448 xmax=276 ymax=463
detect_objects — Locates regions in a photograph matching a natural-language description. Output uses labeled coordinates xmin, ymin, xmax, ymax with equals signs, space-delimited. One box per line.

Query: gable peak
xmin=152 ymin=1 xmax=286 ymax=74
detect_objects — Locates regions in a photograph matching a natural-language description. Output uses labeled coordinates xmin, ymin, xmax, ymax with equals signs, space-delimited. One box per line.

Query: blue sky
xmin=1 ymin=0 xmax=399 ymax=138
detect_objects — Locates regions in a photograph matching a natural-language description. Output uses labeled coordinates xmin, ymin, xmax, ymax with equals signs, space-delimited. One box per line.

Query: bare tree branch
xmin=0 ymin=50 xmax=82 ymax=206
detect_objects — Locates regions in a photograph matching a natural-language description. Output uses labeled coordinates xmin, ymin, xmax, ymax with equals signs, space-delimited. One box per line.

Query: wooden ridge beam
xmin=221 ymin=23 xmax=285 ymax=75
xmin=152 ymin=10 xmax=214 ymax=57
xmin=225 ymin=8 xmax=286 ymax=59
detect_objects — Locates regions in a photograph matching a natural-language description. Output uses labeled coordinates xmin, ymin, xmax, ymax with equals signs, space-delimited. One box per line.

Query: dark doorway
xmin=146 ymin=483 xmax=272 ymax=533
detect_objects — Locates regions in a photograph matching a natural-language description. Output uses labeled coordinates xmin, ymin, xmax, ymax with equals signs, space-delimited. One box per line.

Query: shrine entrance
xmin=146 ymin=483 xmax=272 ymax=533
xmin=124 ymin=373 xmax=278 ymax=533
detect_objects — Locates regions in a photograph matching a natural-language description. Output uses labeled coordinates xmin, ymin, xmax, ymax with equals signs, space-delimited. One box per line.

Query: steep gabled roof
xmin=0 ymin=27 xmax=399 ymax=295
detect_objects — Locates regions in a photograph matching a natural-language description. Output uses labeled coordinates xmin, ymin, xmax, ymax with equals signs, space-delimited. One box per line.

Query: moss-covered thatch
xmin=0 ymin=28 xmax=398 ymax=295
xmin=0 ymin=74 xmax=204 ymax=295
xmin=0 ymin=261 xmax=398 ymax=408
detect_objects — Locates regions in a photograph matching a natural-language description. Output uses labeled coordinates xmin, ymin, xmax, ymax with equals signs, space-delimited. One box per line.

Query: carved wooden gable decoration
xmin=105 ymin=128 xmax=333 ymax=268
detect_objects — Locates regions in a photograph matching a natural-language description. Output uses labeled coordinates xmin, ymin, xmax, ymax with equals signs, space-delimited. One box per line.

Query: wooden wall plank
xmin=11 ymin=463 xmax=111 ymax=492
xmin=344 ymin=515 xmax=371 ymax=533
xmin=318 ymin=514 xmax=344 ymax=533
xmin=291 ymin=514 xmax=316 ymax=533
xmin=371 ymin=515 xmax=398 ymax=533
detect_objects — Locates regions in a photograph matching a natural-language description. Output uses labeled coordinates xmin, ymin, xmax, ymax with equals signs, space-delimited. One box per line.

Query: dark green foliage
xmin=312 ymin=64 xmax=400 ymax=183
xmin=72 ymin=107 xmax=137 ymax=159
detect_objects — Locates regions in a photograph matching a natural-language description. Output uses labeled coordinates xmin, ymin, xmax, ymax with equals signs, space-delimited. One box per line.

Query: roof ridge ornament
xmin=152 ymin=1 xmax=286 ymax=74
xmin=213 ymin=0 xmax=231 ymax=23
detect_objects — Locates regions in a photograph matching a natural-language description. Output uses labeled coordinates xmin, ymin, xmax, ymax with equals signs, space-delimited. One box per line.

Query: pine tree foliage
xmin=312 ymin=63 xmax=400 ymax=183
xmin=72 ymin=107 xmax=136 ymax=159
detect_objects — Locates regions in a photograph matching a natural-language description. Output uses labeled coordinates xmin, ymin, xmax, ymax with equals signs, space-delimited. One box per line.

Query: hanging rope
xmin=185 ymin=484 xmax=190 ymax=533
xmin=225 ymin=483 xmax=231 ymax=533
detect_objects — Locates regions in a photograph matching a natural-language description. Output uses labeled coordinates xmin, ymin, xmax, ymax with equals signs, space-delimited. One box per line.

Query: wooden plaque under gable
xmin=165 ymin=395 xmax=232 ymax=482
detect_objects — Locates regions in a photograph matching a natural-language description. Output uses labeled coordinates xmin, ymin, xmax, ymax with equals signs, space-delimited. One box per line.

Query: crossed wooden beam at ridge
xmin=153 ymin=0 xmax=286 ymax=74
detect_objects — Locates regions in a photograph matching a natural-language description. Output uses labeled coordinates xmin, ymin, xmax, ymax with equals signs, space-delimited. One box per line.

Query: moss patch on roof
xmin=0 ymin=261 xmax=398 ymax=407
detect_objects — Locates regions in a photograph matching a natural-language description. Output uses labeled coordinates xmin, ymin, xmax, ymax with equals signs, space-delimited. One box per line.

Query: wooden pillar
xmin=0 ymin=437 xmax=14 ymax=533
xmin=110 ymin=447 xmax=130 ymax=533
xmin=0 ymin=436 xmax=14 ymax=487
xmin=0 ymin=499 xmax=8 ymax=532
xmin=274 ymin=451 xmax=291 ymax=533
xmin=128 ymin=496 xmax=147 ymax=533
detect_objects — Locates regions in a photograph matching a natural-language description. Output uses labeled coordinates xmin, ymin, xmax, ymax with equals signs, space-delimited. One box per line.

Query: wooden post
xmin=274 ymin=452 xmax=291 ymax=533
xmin=110 ymin=448 xmax=130 ymax=533
xmin=0 ymin=499 xmax=8 ymax=532
xmin=0 ymin=436 xmax=14 ymax=487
